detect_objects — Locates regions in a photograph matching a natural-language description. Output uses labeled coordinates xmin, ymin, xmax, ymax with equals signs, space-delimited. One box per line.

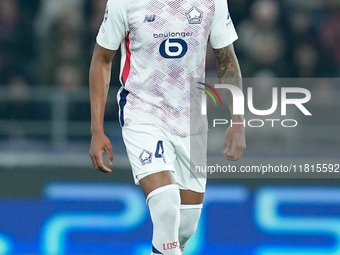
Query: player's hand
xmin=89 ymin=132 xmax=114 ymax=173
xmin=222 ymin=124 xmax=246 ymax=161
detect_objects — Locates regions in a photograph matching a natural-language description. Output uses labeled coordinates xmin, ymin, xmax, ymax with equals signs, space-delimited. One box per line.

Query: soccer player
xmin=89 ymin=0 xmax=246 ymax=254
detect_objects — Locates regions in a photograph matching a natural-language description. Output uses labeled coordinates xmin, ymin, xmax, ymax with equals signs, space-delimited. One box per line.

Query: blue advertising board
xmin=0 ymin=183 xmax=339 ymax=255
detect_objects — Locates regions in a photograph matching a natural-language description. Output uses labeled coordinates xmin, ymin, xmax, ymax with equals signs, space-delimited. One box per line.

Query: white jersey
xmin=97 ymin=0 xmax=238 ymax=136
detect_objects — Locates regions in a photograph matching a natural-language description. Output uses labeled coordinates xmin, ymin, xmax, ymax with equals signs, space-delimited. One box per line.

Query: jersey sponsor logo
xmin=186 ymin=7 xmax=203 ymax=24
xmin=144 ymin=14 xmax=156 ymax=23
xmin=159 ymin=38 xmax=188 ymax=58
xmin=153 ymin=31 xmax=193 ymax=39
xmin=139 ymin=149 xmax=152 ymax=165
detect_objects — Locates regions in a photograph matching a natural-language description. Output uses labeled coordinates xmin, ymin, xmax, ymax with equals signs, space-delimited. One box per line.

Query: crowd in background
xmin=0 ymin=0 xmax=339 ymax=89
xmin=0 ymin=0 xmax=339 ymax=147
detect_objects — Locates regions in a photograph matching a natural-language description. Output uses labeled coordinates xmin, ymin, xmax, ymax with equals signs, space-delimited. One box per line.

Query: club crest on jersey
xmin=139 ymin=149 xmax=152 ymax=165
xmin=186 ymin=7 xmax=203 ymax=24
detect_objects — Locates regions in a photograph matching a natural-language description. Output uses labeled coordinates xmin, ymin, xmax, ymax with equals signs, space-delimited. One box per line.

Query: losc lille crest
xmin=186 ymin=7 xmax=203 ymax=24
xmin=139 ymin=149 xmax=153 ymax=165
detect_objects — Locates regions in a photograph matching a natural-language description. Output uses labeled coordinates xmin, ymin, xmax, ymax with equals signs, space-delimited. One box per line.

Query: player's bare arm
xmin=89 ymin=43 xmax=116 ymax=173
xmin=213 ymin=44 xmax=246 ymax=161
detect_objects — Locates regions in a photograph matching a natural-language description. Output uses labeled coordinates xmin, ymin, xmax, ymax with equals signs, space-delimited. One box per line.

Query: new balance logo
xmin=144 ymin=14 xmax=156 ymax=23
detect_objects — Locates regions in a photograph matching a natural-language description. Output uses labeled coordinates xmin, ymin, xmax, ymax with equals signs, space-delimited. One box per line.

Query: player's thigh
xmin=180 ymin=189 xmax=204 ymax=204
xmin=173 ymin=132 xmax=207 ymax=196
xmin=122 ymin=125 xmax=177 ymax=194
xmin=139 ymin=170 xmax=176 ymax=197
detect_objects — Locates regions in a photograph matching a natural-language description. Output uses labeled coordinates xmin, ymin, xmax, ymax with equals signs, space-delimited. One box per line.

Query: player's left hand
xmin=89 ymin=132 xmax=114 ymax=173
xmin=222 ymin=124 xmax=246 ymax=161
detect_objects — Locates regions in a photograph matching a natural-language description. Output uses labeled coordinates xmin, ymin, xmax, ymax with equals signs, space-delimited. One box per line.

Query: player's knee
xmin=179 ymin=224 xmax=197 ymax=244
xmin=147 ymin=184 xmax=181 ymax=225
xmin=153 ymin=197 xmax=180 ymax=225
xmin=147 ymin=184 xmax=181 ymax=254
xmin=178 ymin=204 xmax=202 ymax=247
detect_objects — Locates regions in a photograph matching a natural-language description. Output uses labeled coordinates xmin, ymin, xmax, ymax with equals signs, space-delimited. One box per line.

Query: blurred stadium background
xmin=0 ymin=0 xmax=340 ymax=254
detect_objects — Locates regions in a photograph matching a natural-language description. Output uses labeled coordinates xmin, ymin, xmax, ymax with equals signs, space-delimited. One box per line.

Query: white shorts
xmin=122 ymin=125 xmax=207 ymax=193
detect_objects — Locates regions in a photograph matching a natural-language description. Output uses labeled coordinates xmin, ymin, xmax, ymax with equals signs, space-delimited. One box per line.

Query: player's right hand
xmin=89 ymin=132 xmax=114 ymax=173
xmin=222 ymin=124 xmax=246 ymax=161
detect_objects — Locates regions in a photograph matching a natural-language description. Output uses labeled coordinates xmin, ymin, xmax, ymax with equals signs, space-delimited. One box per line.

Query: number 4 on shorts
xmin=155 ymin=140 xmax=166 ymax=163
xmin=155 ymin=141 xmax=164 ymax=158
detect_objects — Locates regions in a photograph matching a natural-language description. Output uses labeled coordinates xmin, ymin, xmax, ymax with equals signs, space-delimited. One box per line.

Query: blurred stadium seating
xmin=0 ymin=0 xmax=340 ymax=254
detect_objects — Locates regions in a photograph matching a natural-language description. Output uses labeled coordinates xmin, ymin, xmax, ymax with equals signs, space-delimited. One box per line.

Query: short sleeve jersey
xmin=97 ymin=0 xmax=238 ymax=136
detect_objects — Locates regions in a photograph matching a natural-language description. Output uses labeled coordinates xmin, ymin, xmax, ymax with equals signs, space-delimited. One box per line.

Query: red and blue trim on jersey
xmin=121 ymin=34 xmax=131 ymax=85
xmin=119 ymin=88 xmax=129 ymax=126
xmin=119 ymin=34 xmax=131 ymax=126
